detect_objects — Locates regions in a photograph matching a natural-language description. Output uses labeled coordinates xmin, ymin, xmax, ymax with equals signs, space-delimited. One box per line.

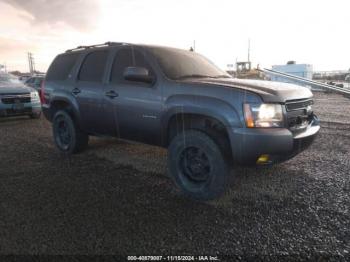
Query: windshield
xmin=0 ymin=73 xmax=21 ymax=84
xmin=149 ymin=47 xmax=231 ymax=80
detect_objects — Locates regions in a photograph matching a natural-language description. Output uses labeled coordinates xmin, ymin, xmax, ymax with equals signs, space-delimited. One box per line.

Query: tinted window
xmin=46 ymin=54 xmax=79 ymax=81
xmin=78 ymin=50 xmax=108 ymax=82
xmin=149 ymin=47 xmax=229 ymax=80
xmin=26 ymin=78 xmax=35 ymax=84
xmin=110 ymin=48 xmax=154 ymax=83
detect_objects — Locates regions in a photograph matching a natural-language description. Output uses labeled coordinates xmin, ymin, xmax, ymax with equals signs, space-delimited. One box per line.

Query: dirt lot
xmin=0 ymin=91 xmax=349 ymax=260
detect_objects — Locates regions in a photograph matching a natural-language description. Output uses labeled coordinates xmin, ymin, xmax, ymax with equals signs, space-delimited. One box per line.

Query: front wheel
xmin=52 ymin=110 xmax=89 ymax=154
xmin=168 ymin=130 xmax=229 ymax=201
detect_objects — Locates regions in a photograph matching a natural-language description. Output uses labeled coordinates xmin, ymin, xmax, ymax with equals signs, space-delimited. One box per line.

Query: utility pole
xmin=27 ymin=52 xmax=35 ymax=75
xmin=248 ymin=38 xmax=250 ymax=63
xmin=190 ymin=40 xmax=196 ymax=52
xmin=28 ymin=52 xmax=32 ymax=74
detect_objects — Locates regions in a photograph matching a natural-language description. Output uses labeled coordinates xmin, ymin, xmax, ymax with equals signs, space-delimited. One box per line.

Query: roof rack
xmin=65 ymin=42 xmax=129 ymax=53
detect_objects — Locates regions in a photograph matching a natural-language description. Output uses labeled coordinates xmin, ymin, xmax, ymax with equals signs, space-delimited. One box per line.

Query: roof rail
xmin=65 ymin=42 xmax=129 ymax=53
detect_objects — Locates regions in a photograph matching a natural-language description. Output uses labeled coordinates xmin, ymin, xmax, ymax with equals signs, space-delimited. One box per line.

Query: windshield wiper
xmin=174 ymin=74 xmax=213 ymax=80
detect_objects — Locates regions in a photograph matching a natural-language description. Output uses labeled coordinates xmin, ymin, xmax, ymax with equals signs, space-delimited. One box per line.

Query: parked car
xmin=18 ymin=75 xmax=32 ymax=82
xmin=24 ymin=76 xmax=44 ymax=92
xmin=0 ymin=73 xmax=41 ymax=119
xmin=42 ymin=42 xmax=320 ymax=200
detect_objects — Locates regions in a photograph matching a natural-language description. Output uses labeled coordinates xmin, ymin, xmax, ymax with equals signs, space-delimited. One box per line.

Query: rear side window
xmin=78 ymin=50 xmax=108 ymax=82
xmin=110 ymin=48 xmax=154 ymax=83
xmin=46 ymin=54 xmax=79 ymax=81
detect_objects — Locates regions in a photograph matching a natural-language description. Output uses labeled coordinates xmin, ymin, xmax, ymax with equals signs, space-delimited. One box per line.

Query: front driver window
xmin=110 ymin=47 xmax=154 ymax=84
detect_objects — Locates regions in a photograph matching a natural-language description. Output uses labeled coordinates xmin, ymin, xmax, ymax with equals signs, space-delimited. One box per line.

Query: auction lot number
xmin=127 ymin=256 xmax=219 ymax=261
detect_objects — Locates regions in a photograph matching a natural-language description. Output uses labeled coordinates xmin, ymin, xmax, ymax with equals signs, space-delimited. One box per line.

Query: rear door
xmin=103 ymin=47 xmax=162 ymax=144
xmin=74 ymin=49 xmax=109 ymax=135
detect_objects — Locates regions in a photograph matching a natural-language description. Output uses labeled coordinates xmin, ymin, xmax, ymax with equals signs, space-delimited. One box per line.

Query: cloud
xmin=0 ymin=36 xmax=36 ymax=54
xmin=1 ymin=0 xmax=99 ymax=31
xmin=0 ymin=36 xmax=39 ymax=71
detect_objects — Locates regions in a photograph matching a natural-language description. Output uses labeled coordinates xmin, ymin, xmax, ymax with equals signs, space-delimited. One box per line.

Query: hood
xmin=183 ymin=78 xmax=313 ymax=103
xmin=0 ymin=81 xmax=33 ymax=94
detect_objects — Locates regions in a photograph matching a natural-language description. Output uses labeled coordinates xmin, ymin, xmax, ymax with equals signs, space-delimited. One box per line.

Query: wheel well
xmin=167 ymin=114 xmax=232 ymax=159
xmin=50 ymin=100 xmax=73 ymax=119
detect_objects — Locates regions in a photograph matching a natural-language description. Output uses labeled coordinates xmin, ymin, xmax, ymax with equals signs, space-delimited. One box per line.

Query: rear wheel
xmin=168 ymin=130 xmax=229 ymax=201
xmin=52 ymin=110 xmax=88 ymax=154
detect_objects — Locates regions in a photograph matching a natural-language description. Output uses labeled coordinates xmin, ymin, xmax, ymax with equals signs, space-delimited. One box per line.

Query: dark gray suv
xmin=42 ymin=42 xmax=320 ymax=200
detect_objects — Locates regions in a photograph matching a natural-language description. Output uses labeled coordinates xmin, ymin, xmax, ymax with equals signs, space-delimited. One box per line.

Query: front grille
xmin=1 ymin=93 xmax=31 ymax=104
xmin=285 ymin=99 xmax=313 ymax=112
xmin=285 ymin=99 xmax=314 ymax=132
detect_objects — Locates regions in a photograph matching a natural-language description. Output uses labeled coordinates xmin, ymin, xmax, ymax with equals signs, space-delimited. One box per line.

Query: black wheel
xmin=168 ymin=130 xmax=229 ymax=201
xmin=52 ymin=110 xmax=89 ymax=154
xmin=30 ymin=112 xmax=41 ymax=119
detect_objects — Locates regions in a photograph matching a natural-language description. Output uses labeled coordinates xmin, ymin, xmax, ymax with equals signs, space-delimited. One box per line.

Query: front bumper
xmin=229 ymin=116 xmax=320 ymax=165
xmin=0 ymin=101 xmax=41 ymax=117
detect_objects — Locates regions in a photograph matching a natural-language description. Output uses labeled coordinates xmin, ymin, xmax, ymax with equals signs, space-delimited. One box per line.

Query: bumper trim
xmin=229 ymin=118 xmax=320 ymax=165
xmin=294 ymin=125 xmax=320 ymax=139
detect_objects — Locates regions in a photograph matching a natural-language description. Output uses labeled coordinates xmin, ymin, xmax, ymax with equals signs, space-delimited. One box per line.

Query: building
xmin=270 ymin=61 xmax=313 ymax=85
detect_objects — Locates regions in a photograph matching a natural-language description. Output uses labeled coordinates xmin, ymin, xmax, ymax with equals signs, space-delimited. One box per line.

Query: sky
xmin=0 ymin=0 xmax=349 ymax=72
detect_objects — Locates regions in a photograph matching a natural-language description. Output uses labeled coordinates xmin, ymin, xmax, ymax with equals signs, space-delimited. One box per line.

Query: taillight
xmin=40 ymin=79 xmax=45 ymax=104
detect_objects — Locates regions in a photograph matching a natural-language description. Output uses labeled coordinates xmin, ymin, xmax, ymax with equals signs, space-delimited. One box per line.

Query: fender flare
xmin=49 ymin=94 xmax=82 ymax=128
xmin=161 ymin=95 xmax=242 ymax=144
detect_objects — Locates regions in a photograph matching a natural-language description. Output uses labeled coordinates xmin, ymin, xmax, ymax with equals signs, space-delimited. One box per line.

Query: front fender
xmin=161 ymin=94 xmax=242 ymax=132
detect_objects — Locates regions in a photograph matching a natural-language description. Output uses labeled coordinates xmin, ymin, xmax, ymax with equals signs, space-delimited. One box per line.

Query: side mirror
xmin=123 ymin=66 xmax=154 ymax=84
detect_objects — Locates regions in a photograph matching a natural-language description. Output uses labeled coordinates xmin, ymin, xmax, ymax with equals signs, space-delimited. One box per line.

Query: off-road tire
xmin=168 ymin=130 xmax=229 ymax=201
xmin=52 ymin=110 xmax=89 ymax=154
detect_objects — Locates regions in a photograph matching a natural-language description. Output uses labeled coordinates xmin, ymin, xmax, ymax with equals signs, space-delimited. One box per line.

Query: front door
xmin=103 ymin=47 xmax=162 ymax=144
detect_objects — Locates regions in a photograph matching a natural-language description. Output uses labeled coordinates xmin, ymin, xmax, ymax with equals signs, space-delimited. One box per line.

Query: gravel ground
xmin=0 ymin=91 xmax=349 ymax=260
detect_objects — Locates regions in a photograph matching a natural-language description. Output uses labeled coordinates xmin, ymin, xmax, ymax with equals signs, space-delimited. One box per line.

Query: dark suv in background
xmin=42 ymin=42 xmax=320 ymax=200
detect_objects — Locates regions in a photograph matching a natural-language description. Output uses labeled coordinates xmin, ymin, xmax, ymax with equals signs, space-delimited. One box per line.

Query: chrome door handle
xmin=72 ymin=88 xmax=81 ymax=95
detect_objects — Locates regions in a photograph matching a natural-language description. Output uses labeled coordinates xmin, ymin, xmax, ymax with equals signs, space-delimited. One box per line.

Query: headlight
xmin=30 ymin=91 xmax=39 ymax=100
xmin=243 ymin=103 xmax=284 ymax=128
